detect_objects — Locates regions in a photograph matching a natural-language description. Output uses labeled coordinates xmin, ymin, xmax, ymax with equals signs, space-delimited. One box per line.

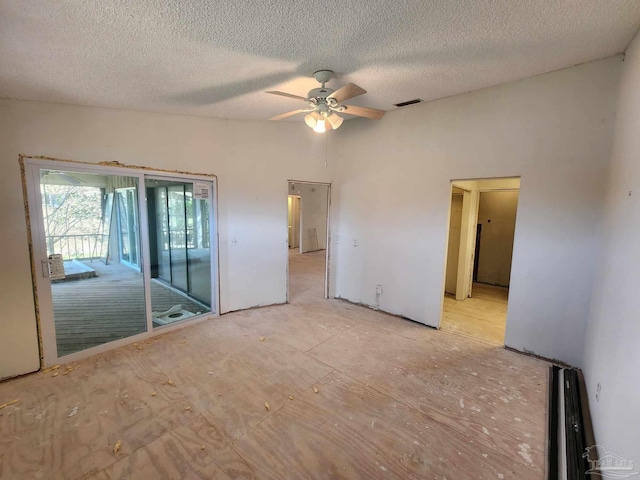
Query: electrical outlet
xmin=596 ymin=382 xmax=601 ymax=402
xmin=376 ymin=285 xmax=383 ymax=295
xmin=353 ymin=239 xmax=358 ymax=246
xmin=230 ymin=238 xmax=238 ymax=246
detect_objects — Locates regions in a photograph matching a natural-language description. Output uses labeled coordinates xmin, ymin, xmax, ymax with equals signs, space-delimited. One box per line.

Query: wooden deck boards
xmin=53 ymin=262 xmax=207 ymax=357
xmin=0 ymin=250 xmax=549 ymax=479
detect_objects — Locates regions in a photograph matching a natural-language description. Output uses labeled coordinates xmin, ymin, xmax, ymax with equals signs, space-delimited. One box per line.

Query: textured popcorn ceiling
xmin=0 ymin=1 xmax=639 ymax=120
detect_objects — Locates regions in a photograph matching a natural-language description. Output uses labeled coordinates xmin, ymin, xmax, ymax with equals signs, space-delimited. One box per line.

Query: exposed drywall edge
xmin=22 ymin=154 xmax=218 ymax=179
xmin=18 ymin=155 xmax=44 ymax=371
xmin=333 ymin=296 xmax=437 ymax=329
xmin=221 ymin=301 xmax=287 ymax=314
xmin=504 ymin=345 xmax=574 ymax=369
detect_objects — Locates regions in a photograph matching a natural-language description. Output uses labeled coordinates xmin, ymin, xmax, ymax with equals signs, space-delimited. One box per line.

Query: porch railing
xmin=46 ymin=234 xmax=109 ymax=261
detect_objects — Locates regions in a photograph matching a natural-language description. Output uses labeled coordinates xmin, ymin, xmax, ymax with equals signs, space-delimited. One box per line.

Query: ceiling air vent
xmin=393 ymin=99 xmax=422 ymax=108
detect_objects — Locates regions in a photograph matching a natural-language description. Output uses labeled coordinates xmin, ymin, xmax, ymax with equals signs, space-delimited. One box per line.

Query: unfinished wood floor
xmin=0 ymin=250 xmax=548 ymax=479
xmin=441 ymin=283 xmax=509 ymax=345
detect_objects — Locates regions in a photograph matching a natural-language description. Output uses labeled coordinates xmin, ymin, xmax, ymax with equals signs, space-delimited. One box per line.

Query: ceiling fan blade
xmin=342 ymin=104 xmax=385 ymax=120
xmin=328 ymin=83 xmax=366 ymax=104
xmin=269 ymin=109 xmax=307 ymax=121
xmin=266 ymin=91 xmax=309 ymax=102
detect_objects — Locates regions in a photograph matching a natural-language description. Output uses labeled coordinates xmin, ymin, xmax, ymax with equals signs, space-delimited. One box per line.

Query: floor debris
xmin=288 ymin=395 xmax=294 ymax=400
xmin=113 ymin=439 xmax=122 ymax=454
xmin=0 ymin=399 xmax=19 ymax=410
xmin=260 ymin=337 xmax=266 ymax=341
xmin=41 ymin=365 xmax=61 ymax=374
xmin=67 ymin=406 xmax=79 ymax=417
xmin=313 ymin=386 xmax=319 ymax=393
xmin=264 ymin=402 xmax=270 ymax=411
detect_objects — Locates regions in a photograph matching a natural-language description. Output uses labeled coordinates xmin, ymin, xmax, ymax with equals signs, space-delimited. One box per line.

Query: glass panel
xmin=168 ymin=185 xmax=188 ymax=292
xmin=116 ymin=191 xmax=130 ymax=263
xmin=186 ymin=185 xmax=212 ymax=305
xmin=127 ymin=190 xmax=139 ymax=266
xmin=116 ymin=188 xmax=140 ymax=268
xmin=145 ymin=178 xmax=213 ymax=328
xmin=152 ymin=187 xmax=171 ymax=282
xmin=40 ymin=169 xmax=147 ymax=357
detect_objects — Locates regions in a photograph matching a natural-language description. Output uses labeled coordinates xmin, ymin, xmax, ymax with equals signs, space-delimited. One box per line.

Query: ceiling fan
xmin=266 ymin=70 xmax=385 ymax=133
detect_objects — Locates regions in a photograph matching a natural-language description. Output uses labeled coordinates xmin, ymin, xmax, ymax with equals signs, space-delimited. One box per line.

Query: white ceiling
xmin=1 ymin=1 xmax=639 ymax=121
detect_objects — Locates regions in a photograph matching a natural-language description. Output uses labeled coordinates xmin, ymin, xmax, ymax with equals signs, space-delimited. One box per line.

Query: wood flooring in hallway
xmin=441 ymin=282 xmax=510 ymax=345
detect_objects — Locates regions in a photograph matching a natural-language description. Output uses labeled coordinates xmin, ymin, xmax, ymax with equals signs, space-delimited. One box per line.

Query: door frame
xmin=439 ymin=176 xmax=521 ymax=341
xmin=287 ymin=194 xmax=301 ymax=251
xmin=114 ymin=187 xmax=141 ymax=270
xmin=286 ymin=180 xmax=332 ymax=301
xmin=22 ymin=156 xmax=220 ymax=367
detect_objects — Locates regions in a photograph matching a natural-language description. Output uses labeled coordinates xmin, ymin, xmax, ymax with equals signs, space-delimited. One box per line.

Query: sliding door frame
xmin=22 ymin=156 xmax=219 ymax=367
xmin=144 ymin=175 xmax=217 ymax=310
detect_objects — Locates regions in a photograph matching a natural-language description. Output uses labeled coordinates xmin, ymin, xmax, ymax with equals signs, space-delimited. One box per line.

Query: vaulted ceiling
xmin=1 ymin=0 xmax=639 ymax=121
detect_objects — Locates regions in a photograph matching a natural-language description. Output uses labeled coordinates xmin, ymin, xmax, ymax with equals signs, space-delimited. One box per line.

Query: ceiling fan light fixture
xmin=312 ymin=119 xmax=326 ymax=133
xmin=267 ymin=70 xmax=385 ymax=129
xmin=327 ymin=113 xmax=343 ymax=130
xmin=304 ymin=113 xmax=317 ymax=128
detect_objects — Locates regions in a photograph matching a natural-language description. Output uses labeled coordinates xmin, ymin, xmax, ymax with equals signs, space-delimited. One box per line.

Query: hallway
xmin=288 ymin=248 xmax=326 ymax=304
xmin=441 ymin=283 xmax=509 ymax=345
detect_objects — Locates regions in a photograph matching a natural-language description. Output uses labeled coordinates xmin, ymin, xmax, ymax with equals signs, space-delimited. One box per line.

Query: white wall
xmin=330 ymin=56 xmax=621 ymax=367
xmin=0 ymin=99 xmax=332 ymax=379
xmin=582 ymin=32 xmax=640 ymax=464
xmin=477 ymin=190 xmax=519 ymax=287
xmin=291 ymin=183 xmax=329 ymax=253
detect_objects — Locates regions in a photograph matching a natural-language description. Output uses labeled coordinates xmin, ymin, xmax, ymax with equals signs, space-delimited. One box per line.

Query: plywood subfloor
xmin=53 ymin=262 xmax=207 ymax=357
xmin=441 ymin=282 xmax=509 ymax=345
xmin=0 ymin=251 xmax=548 ymax=479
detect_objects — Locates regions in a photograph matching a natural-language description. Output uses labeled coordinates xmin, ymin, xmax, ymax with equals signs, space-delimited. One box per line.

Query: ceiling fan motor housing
xmin=308 ymin=87 xmax=334 ymax=101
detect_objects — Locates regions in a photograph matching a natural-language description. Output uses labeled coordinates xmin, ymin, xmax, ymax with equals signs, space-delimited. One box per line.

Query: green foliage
xmin=42 ymin=185 xmax=103 ymax=237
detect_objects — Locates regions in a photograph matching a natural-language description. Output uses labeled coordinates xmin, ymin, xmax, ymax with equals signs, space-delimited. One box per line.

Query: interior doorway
xmin=286 ymin=181 xmax=331 ymax=302
xmin=441 ymin=177 xmax=520 ymax=344
xmin=23 ymin=157 xmax=219 ymax=365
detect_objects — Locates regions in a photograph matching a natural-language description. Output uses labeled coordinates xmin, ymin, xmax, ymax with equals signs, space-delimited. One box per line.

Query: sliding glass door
xmin=24 ymin=158 xmax=218 ymax=364
xmin=145 ymin=178 xmax=213 ymax=327
xmin=36 ymin=169 xmax=147 ymax=357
